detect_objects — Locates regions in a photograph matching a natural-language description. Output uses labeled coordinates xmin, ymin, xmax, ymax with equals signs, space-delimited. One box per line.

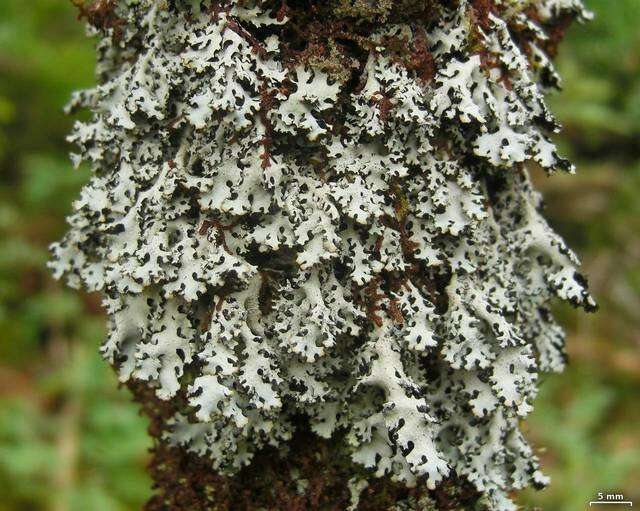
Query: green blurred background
xmin=0 ymin=1 xmax=638 ymax=510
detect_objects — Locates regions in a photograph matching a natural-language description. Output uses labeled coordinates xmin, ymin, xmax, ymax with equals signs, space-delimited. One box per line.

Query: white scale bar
xmin=589 ymin=502 xmax=633 ymax=507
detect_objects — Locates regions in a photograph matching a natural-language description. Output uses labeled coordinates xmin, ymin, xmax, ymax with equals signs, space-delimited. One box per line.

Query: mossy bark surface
xmin=131 ymin=382 xmax=483 ymax=511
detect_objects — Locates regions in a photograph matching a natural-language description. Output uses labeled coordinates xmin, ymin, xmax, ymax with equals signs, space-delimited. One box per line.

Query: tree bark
xmin=130 ymin=382 xmax=483 ymax=511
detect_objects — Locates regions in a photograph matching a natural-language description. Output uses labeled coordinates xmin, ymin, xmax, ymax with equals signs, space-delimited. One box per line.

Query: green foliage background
xmin=0 ymin=1 xmax=638 ymax=509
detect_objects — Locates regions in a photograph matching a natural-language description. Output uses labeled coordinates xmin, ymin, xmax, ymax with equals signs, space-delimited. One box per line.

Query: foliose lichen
xmin=50 ymin=1 xmax=595 ymax=509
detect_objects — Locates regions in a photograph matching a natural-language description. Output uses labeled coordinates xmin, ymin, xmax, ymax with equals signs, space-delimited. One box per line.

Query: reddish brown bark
xmin=128 ymin=382 xmax=482 ymax=511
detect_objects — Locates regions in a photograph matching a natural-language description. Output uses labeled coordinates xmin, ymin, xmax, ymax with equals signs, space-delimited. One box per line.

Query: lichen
xmin=51 ymin=1 xmax=594 ymax=509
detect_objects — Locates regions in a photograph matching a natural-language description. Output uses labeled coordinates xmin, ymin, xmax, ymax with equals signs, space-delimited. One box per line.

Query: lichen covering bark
xmin=51 ymin=0 xmax=594 ymax=509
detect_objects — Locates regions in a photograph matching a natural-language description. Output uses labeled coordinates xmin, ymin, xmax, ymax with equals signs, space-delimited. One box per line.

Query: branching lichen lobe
xmin=51 ymin=0 xmax=595 ymax=509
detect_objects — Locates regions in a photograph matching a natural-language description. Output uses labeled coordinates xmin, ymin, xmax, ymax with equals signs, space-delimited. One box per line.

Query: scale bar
xmin=589 ymin=502 xmax=633 ymax=507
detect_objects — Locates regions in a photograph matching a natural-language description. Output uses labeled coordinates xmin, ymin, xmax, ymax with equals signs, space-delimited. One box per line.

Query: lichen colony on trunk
xmin=51 ymin=0 xmax=595 ymax=509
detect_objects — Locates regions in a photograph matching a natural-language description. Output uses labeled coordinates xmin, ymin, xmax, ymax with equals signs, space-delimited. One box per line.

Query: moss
xmin=72 ymin=0 xmax=125 ymax=38
xmin=128 ymin=380 xmax=482 ymax=510
xmin=330 ymin=0 xmax=435 ymax=24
